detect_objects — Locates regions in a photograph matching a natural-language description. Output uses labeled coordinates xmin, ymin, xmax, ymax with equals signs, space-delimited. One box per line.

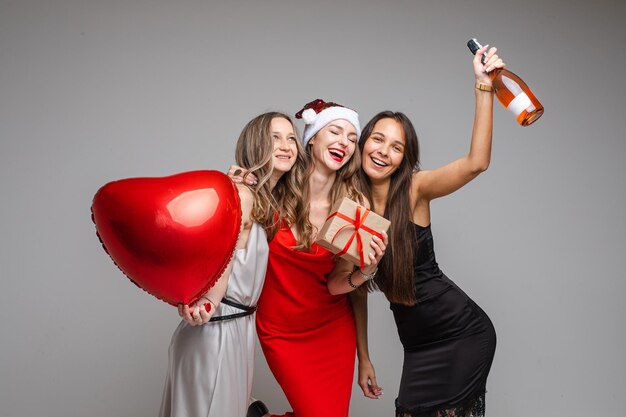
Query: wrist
xmin=358 ymin=268 xmax=377 ymax=281
xmin=475 ymin=82 xmax=494 ymax=93
xmin=348 ymin=268 xmax=377 ymax=289
xmin=200 ymin=296 xmax=217 ymax=308
xmin=358 ymin=355 xmax=372 ymax=364
xmin=347 ymin=270 xmax=360 ymax=289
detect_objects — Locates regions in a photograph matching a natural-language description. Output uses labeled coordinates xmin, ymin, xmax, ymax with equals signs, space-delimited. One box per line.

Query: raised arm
xmin=414 ymin=45 xmax=505 ymax=201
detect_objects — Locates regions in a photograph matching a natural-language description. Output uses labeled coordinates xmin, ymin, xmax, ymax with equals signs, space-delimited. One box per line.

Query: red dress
xmin=256 ymin=224 xmax=356 ymax=417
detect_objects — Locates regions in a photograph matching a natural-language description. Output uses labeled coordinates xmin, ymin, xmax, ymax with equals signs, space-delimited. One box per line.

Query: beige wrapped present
xmin=316 ymin=197 xmax=390 ymax=268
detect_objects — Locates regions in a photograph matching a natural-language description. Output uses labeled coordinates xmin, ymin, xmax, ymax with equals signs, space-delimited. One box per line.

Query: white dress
xmin=159 ymin=222 xmax=269 ymax=417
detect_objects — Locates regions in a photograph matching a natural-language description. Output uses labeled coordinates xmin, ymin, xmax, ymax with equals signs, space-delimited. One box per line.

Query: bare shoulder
xmin=412 ymin=169 xmax=431 ymax=184
xmin=410 ymin=169 xmax=433 ymax=204
xmin=235 ymin=184 xmax=254 ymax=224
xmin=236 ymin=183 xmax=254 ymax=203
xmin=411 ymin=170 xmax=426 ymax=195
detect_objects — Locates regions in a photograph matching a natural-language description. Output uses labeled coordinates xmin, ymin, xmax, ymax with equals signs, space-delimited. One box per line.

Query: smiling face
xmin=308 ymin=119 xmax=358 ymax=172
xmin=270 ymin=116 xmax=298 ymax=175
xmin=361 ymin=118 xmax=406 ymax=181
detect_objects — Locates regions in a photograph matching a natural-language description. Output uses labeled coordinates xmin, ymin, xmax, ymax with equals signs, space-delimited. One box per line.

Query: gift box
xmin=316 ymin=197 xmax=390 ymax=268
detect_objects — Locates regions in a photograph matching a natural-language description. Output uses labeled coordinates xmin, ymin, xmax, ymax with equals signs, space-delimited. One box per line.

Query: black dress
xmin=391 ymin=224 xmax=496 ymax=417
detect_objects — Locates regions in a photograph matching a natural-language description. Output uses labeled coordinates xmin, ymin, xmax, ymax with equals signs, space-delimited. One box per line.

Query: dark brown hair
xmin=358 ymin=111 xmax=420 ymax=305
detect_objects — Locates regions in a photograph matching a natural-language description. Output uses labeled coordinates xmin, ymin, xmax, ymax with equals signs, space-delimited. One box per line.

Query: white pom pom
xmin=302 ymin=108 xmax=317 ymax=124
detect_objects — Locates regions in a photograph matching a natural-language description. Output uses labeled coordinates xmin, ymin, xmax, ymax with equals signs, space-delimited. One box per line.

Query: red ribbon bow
xmin=326 ymin=205 xmax=384 ymax=269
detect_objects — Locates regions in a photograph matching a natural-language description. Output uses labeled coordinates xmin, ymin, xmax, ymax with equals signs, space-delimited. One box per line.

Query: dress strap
xmin=209 ymin=297 xmax=257 ymax=322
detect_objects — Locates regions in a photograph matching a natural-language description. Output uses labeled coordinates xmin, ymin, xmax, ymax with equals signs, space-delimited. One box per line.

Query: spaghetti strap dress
xmin=391 ymin=223 xmax=497 ymax=417
xmin=256 ymin=224 xmax=356 ymax=417
xmin=158 ymin=222 xmax=269 ymax=417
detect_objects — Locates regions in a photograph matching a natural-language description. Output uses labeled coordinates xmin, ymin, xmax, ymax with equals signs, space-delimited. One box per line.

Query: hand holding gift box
xmin=316 ymin=197 xmax=390 ymax=269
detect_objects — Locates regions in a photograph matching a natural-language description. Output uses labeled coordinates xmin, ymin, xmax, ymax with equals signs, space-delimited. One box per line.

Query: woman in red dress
xmin=251 ymin=99 xmax=386 ymax=417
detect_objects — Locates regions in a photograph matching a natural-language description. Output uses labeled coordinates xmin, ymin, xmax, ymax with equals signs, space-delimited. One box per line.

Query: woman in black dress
xmin=327 ymin=44 xmax=504 ymax=416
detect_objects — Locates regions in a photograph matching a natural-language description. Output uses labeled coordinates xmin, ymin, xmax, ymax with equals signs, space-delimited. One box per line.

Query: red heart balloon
xmin=91 ymin=170 xmax=241 ymax=307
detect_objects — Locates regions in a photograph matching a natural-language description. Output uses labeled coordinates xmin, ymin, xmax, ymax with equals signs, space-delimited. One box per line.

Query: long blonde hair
xmin=235 ymin=112 xmax=308 ymax=239
xmin=292 ymin=133 xmax=362 ymax=250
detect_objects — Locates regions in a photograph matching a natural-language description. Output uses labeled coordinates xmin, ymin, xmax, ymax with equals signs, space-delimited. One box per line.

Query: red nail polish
xmin=204 ymin=303 xmax=211 ymax=312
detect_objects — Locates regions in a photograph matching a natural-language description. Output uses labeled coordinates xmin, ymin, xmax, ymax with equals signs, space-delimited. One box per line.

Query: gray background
xmin=1 ymin=0 xmax=625 ymax=416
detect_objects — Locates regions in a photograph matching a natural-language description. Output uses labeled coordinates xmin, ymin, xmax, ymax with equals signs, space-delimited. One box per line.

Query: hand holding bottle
xmin=468 ymin=38 xmax=544 ymax=126
xmin=472 ymin=44 xmax=506 ymax=87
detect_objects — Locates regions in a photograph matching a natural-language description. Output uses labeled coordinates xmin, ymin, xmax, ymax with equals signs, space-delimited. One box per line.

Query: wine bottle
xmin=467 ymin=38 xmax=544 ymax=126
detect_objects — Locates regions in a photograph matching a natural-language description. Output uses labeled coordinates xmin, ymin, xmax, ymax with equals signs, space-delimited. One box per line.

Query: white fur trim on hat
xmin=302 ymin=106 xmax=361 ymax=144
xmin=302 ymin=108 xmax=317 ymax=124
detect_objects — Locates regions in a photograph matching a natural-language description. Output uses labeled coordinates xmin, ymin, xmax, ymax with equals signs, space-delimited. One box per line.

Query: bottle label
xmin=506 ymin=92 xmax=532 ymax=116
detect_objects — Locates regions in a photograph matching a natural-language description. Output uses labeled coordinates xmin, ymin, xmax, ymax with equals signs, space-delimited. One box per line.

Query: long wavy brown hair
xmin=292 ymin=128 xmax=363 ymax=250
xmin=235 ymin=112 xmax=308 ymax=239
xmin=358 ymin=111 xmax=421 ymax=305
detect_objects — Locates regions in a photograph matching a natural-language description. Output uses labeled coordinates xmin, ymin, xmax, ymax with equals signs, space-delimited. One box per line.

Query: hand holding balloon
xmin=178 ymin=296 xmax=216 ymax=326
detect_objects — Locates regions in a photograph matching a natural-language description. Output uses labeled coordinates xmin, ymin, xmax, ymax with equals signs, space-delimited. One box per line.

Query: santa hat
xmin=295 ymin=99 xmax=361 ymax=144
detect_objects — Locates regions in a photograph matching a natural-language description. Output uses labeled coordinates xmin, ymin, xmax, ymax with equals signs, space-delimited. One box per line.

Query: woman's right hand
xmin=358 ymin=359 xmax=383 ymax=399
xmin=227 ymin=165 xmax=257 ymax=186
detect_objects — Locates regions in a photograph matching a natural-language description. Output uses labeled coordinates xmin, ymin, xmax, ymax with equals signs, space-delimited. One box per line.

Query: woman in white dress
xmin=159 ymin=112 xmax=307 ymax=417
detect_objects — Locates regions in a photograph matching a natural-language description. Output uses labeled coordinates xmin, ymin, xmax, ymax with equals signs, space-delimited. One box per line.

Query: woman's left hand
xmin=473 ymin=45 xmax=506 ymax=86
xmin=178 ymin=297 xmax=217 ymax=326
xmin=361 ymin=231 xmax=388 ymax=276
